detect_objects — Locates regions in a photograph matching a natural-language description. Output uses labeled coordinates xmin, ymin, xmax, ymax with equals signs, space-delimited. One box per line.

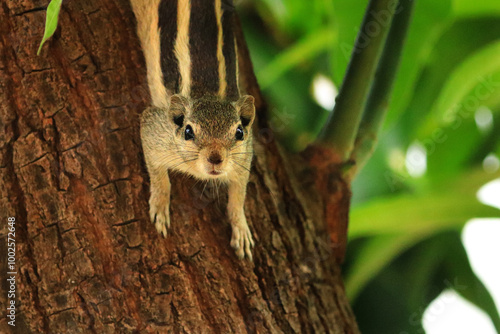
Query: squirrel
xmin=130 ymin=0 xmax=256 ymax=260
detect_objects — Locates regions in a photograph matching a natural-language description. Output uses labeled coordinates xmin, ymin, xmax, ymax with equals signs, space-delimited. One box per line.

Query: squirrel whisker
xmin=230 ymin=142 xmax=248 ymax=151
xmin=230 ymin=160 xmax=251 ymax=173
xmin=201 ymin=180 xmax=210 ymax=200
xmin=170 ymin=158 xmax=198 ymax=170
xmin=230 ymin=159 xmax=251 ymax=167
xmin=230 ymin=152 xmax=252 ymax=155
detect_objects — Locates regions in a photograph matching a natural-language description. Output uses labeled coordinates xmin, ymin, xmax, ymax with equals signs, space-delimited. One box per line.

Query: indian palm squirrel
xmin=130 ymin=0 xmax=255 ymax=260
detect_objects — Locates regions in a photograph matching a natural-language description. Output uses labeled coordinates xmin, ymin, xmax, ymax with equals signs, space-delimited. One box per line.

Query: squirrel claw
xmin=149 ymin=200 xmax=170 ymax=238
xmin=155 ymin=217 xmax=168 ymax=237
xmin=230 ymin=224 xmax=254 ymax=261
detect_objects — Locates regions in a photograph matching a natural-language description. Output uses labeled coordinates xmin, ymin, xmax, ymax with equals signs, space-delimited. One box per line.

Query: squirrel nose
xmin=208 ymin=153 xmax=223 ymax=165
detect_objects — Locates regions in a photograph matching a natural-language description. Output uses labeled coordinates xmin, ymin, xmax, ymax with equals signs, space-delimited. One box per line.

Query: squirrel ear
xmin=169 ymin=94 xmax=189 ymax=126
xmin=235 ymin=95 xmax=255 ymax=127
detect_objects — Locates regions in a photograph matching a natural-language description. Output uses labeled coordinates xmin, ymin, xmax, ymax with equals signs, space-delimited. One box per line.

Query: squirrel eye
xmin=235 ymin=126 xmax=244 ymax=140
xmin=173 ymin=115 xmax=184 ymax=127
xmin=184 ymin=125 xmax=195 ymax=140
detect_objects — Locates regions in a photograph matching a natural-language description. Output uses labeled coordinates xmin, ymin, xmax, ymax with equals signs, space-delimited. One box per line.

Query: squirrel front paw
xmin=230 ymin=222 xmax=254 ymax=261
xmin=149 ymin=194 xmax=170 ymax=237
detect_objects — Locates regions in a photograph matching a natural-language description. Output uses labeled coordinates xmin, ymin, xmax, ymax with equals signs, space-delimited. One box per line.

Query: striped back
xmin=159 ymin=0 xmax=240 ymax=101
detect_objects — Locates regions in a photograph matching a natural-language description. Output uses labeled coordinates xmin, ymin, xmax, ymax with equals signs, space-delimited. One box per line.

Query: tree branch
xmin=350 ymin=0 xmax=416 ymax=176
xmin=316 ymin=0 xmax=399 ymax=161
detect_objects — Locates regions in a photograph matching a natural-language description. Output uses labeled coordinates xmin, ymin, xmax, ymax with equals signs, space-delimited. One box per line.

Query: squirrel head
xmin=160 ymin=94 xmax=255 ymax=179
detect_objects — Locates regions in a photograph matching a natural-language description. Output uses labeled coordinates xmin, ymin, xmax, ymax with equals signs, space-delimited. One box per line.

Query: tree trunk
xmin=0 ymin=0 xmax=359 ymax=333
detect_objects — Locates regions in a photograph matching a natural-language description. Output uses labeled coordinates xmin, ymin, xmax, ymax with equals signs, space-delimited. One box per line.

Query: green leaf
xmin=453 ymin=0 xmax=500 ymax=18
xmin=331 ymin=0 xmax=453 ymax=115
xmin=257 ymin=28 xmax=335 ymax=89
xmin=349 ymin=168 xmax=500 ymax=239
xmin=347 ymin=168 xmax=500 ymax=307
xmin=468 ymin=111 xmax=500 ymax=166
xmin=384 ymin=0 xmax=453 ymax=126
xmin=419 ymin=40 xmax=500 ymax=137
xmin=345 ymin=233 xmax=428 ymax=301
xmin=37 ymin=0 xmax=63 ymax=55
xmin=259 ymin=0 xmax=335 ymax=38
xmin=394 ymin=18 xmax=500 ymax=144
xmin=350 ymin=231 xmax=500 ymax=333
xmin=330 ymin=0 xmax=369 ymax=86
xmin=255 ymin=0 xmax=334 ymax=38
xmin=243 ymin=16 xmax=328 ymax=151
xmin=424 ymin=113 xmax=483 ymax=183
xmin=351 ymin=259 xmax=428 ymax=334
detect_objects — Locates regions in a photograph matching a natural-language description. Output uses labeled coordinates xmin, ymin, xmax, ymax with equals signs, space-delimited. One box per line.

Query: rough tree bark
xmin=0 ymin=0 xmax=359 ymax=333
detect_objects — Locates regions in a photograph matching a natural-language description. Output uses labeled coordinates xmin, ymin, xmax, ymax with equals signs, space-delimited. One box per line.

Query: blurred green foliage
xmin=240 ymin=0 xmax=500 ymax=332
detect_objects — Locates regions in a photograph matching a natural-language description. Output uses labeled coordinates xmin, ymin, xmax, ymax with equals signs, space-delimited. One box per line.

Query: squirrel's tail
xmin=130 ymin=0 xmax=171 ymax=109
xmin=131 ymin=0 xmax=241 ymax=106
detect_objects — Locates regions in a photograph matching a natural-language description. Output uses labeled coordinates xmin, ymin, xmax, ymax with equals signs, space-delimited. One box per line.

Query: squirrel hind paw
xmin=230 ymin=224 xmax=254 ymax=261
